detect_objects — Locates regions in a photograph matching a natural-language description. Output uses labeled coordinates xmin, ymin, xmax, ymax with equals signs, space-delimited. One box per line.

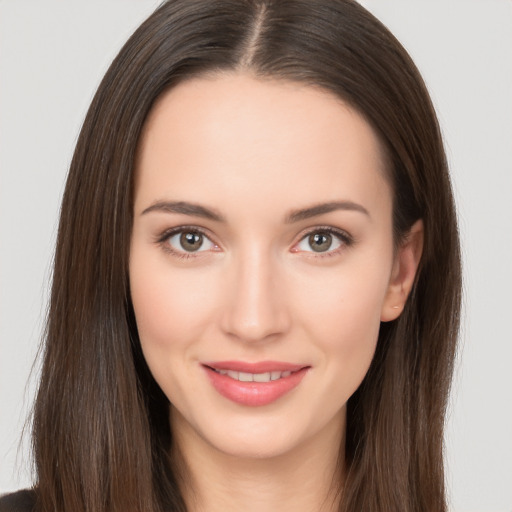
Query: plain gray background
xmin=1 ymin=1 xmax=511 ymax=511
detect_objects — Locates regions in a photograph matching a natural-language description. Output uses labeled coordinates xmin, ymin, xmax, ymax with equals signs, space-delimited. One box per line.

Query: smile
xmin=211 ymin=369 xmax=294 ymax=382
xmin=202 ymin=361 xmax=310 ymax=407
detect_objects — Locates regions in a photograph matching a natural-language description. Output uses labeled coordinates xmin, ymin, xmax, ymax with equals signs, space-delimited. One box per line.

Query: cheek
xmin=131 ymin=276 xmax=204 ymax=343
xmin=129 ymin=248 xmax=218 ymax=366
xmin=296 ymin=258 xmax=390 ymax=372
xmin=129 ymin=254 xmax=220 ymax=405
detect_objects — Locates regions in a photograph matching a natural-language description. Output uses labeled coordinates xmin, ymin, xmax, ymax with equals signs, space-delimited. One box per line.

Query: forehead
xmin=134 ymin=73 xmax=391 ymax=221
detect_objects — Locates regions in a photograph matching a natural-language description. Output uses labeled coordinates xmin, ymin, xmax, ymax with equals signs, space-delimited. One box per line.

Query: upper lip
xmin=202 ymin=360 xmax=308 ymax=373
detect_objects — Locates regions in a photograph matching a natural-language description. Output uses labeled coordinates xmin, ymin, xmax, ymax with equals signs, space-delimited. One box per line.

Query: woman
xmin=0 ymin=0 xmax=461 ymax=511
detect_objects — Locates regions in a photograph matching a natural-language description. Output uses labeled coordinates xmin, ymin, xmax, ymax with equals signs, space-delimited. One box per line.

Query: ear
xmin=380 ymin=219 xmax=424 ymax=322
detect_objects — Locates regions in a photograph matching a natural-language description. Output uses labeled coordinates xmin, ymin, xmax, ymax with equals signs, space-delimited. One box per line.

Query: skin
xmin=130 ymin=73 xmax=423 ymax=512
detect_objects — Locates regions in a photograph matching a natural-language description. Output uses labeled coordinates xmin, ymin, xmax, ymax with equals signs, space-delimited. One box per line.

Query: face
xmin=130 ymin=73 xmax=412 ymax=460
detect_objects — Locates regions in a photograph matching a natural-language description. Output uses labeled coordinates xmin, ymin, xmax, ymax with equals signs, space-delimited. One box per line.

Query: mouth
xmin=206 ymin=367 xmax=300 ymax=383
xmin=201 ymin=361 xmax=310 ymax=406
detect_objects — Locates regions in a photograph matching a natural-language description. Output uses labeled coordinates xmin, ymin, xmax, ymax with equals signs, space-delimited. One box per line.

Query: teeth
xmin=213 ymin=368 xmax=296 ymax=382
xmin=253 ymin=372 xmax=271 ymax=382
xmin=238 ymin=371 xmax=253 ymax=382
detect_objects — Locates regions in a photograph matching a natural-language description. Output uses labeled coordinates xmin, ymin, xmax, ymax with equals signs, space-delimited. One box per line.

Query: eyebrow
xmin=141 ymin=201 xmax=226 ymax=222
xmin=141 ymin=199 xmax=370 ymax=223
xmin=284 ymin=200 xmax=370 ymax=223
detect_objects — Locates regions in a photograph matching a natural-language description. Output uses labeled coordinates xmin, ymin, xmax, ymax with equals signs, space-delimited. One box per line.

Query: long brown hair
xmin=32 ymin=1 xmax=462 ymax=511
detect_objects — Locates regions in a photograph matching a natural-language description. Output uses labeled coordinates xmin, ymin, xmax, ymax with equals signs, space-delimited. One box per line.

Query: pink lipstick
xmin=202 ymin=360 xmax=309 ymax=406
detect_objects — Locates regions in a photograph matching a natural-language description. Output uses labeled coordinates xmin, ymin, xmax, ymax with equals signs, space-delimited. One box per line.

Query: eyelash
xmin=294 ymin=226 xmax=354 ymax=258
xmin=156 ymin=226 xmax=215 ymax=260
xmin=156 ymin=225 xmax=354 ymax=260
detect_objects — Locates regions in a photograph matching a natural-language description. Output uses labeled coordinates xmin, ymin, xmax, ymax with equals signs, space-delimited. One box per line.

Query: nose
xmin=220 ymin=246 xmax=291 ymax=343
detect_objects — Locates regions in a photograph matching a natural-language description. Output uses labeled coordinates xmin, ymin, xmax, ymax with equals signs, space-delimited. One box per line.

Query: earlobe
xmin=381 ymin=219 xmax=424 ymax=322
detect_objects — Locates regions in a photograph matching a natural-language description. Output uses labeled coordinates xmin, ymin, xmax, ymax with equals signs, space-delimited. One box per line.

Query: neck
xmin=171 ymin=409 xmax=345 ymax=512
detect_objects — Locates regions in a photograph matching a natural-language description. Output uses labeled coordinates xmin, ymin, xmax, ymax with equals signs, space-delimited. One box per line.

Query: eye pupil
xmin=180 ymin=232 xmax=203 ymax=251
xmin=309 ymin=232 xmax=332 ymax=252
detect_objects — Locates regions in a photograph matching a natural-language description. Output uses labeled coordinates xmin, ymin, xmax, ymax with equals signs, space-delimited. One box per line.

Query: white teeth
xmin=214 ymin=368 xmax=296 ymax=382
xmin=253 ymin=372 xmax=271 ymax=382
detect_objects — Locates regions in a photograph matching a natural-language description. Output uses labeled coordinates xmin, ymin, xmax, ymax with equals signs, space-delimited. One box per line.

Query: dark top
xmin=0 ymin=490 xmax=36 ymax=512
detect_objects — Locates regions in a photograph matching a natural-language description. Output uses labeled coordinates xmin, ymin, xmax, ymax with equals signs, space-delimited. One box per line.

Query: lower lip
xmin=203 ymin=366 xmax=309 ymax=407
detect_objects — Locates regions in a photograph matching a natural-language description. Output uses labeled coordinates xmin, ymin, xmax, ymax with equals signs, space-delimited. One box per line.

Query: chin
xmin=172 ymin=403 xmax=311 ymax=460
xmin=206 ymin=426 xmax=304 ymax=460
xmin=184 ymin=402 xmax=344 ymax=463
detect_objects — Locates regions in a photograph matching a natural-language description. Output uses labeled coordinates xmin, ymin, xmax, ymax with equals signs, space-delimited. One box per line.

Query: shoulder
xmin=0 ymin=490 xmax=36 ymax=512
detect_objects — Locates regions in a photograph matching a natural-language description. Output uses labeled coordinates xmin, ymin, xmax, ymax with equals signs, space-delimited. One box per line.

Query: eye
xmin=161 ymin=228 xmax=218 ymax=255
xmin=294 ymin=228 xmax=351 ymax=255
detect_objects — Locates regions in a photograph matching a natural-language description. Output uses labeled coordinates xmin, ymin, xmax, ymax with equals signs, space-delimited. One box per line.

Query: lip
xmin=202 ymin=361 xmax=310 ymax=407
xmin=203 ymin=360 xmax=305 ymax=373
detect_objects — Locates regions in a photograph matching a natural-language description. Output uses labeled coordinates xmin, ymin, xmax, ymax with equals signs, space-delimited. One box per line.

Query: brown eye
xmin=180 ymin=232 xmax=203 ymax=252
xmin=295 ymin=228 xmax=349 ymax=255
xmin=165 ymin=229 xmax=216 ymax=254
xmin=308 ymin=232 xmax=333 ymax=252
